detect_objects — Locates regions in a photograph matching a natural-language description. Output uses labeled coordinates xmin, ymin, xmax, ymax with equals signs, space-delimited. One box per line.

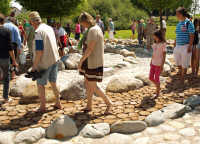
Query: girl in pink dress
xmin=149 ymin=30 xmax=166 ymax=98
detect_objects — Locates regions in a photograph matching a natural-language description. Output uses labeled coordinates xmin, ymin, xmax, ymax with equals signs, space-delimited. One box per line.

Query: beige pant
xmin=146 ymin=35 xmax=154 ymax=49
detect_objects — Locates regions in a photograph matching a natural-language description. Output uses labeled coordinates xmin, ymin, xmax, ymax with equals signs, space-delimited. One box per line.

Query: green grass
xmin=103 ymin=26 xmax=176 ymax=40
xmin=70 ymin=26 xmax=176 ymax=40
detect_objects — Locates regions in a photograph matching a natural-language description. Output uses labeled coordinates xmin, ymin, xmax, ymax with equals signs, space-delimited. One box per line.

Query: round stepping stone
xmin=111 ymin=120 xmax=147 ymax=134
xmin=179 ymin=128 xmax=196 ymax=137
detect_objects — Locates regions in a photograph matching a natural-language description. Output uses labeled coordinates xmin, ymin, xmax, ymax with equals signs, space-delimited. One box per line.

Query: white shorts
xmin=173 ymin=44 xmax=191 ymax=68
xmin=109 ymin=31 xmax=114 ymax=40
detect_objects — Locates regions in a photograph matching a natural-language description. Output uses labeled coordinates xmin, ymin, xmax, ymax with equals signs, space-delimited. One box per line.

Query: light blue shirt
xmin=4 ymin=22 xmax=21 ymax=49
xmin=176 ymin=19 xmax=195 ymax=46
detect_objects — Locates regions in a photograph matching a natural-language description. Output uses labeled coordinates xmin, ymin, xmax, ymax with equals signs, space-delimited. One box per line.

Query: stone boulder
xmin=111 ymin=121 xmax=147 ymax=134
xmin=119 ymin=49 xmax=136 ymax=58
xmin=0 ymin=131 xmax=16 ymax=144
xmin=61 ymin=53 xmax=82 ymax=69
xmin=104 ymin=53 xmax=129 ymax=68
xmin=145 ymin=110 xmax=165 ymax=126
xmin=46 ymin=115 xmax=78 ymax=139
xmin=14 ymin=127 xmax=45 ymax=144
xmin=80 ymin=123 xmax=110 ymax=138
xmin=162 ymin=103 xmax=187 ymax=119
xmin=106 ymin=74 xmax=143 ymax=93
xmin=123 ymin=57 xmax=139 ymax=64
xmin=10 ymin=71 xmax=85 ymax=102
xmin=145 ymin=103 xmax=187 ymax=126
xmin=183 ymin=95 xmax=200 ymax=109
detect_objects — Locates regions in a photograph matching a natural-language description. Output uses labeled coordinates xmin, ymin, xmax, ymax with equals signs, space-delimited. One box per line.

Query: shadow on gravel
xmin=0 ymin=110 xmax=50 ymax=130
xmin=164 ymin=73 xmax=200 ymax=94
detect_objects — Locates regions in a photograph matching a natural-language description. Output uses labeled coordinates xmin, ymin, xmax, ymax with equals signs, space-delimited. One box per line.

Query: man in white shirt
xmin=29 ymin=11 xmax=62 ymax=112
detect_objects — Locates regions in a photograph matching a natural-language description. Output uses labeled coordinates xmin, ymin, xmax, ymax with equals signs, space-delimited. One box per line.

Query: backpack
xmin=186 ymin=21 xmax=199 ymax=45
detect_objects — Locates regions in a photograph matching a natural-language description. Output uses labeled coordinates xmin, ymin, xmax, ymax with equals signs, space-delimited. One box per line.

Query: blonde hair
xmin=29 ymin=11 xmax=42 ymax=23
xmin=78 ymin=12 xmax=95 ymax=26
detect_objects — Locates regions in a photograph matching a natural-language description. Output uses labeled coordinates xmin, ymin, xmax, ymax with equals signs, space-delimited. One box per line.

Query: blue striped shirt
xmin=176 ymin=19 xmax=195 ymax=46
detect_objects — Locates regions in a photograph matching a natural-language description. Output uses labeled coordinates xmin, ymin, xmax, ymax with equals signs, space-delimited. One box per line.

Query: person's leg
xmin=36 ymin=68 xmax=50 ymax=112
xmin=173 ymin=46 xmax=182 ymax=75
xmin=146 ymin=36 xmax=150 ymax=50
xmin=1 ymin=59 xmax=10 ymax=100
xmin=89 ymin=81 xmax=113 ymax=114
xmin=149 ymin=64 xmax=156 ymax=83
xmin=181 ymin=45 xmax=192 ymax=82
xmin=37 ymin=84 xmax=46 ymax=112
xmin=154 ymin=66 xmax=161 ymax=97
xmin=196 ymin=48 xmax=200 ymax=75
xmin=49 ymin=63 xmax=62 ymax=109
xmin=191 ymin=46 xmax=196 ymax=75
xmin=84 ymin=78 xmax=95 ymax=111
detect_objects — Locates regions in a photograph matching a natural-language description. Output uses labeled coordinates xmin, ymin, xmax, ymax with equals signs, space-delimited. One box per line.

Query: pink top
xmin=75 ymin=24 xmax=81 ymax=34
xmin=152 ymin=43 xmax=167 ymax=66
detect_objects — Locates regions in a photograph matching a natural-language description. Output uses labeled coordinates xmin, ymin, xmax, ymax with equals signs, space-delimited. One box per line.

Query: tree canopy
xmin=0 ymin=0 xmax=11 ymax=15
xmin=16 ymin=0 xmax=83 ymax=17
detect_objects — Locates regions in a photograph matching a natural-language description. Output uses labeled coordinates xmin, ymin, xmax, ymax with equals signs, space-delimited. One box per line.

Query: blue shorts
xmin=37 ymin=62 xmax=58 ymax=86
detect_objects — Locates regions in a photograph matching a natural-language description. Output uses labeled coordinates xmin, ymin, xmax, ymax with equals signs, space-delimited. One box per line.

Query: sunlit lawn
xmin=71 ymin=26 xmax=176 ymax=40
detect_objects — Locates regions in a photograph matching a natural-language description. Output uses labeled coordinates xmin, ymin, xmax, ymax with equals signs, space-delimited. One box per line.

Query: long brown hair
xmin=154 ymin=30 xmax=166 ymax=43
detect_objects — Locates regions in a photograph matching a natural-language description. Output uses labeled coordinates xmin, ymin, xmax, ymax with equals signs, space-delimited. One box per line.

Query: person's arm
xmin=80 ymin=41 xmax=96 ymax=63
xmin=188 ymin=22 xmax=195 ymax=53
xmin=188 ymin=34 xmax=194 ymax=53
xmin=32 ymin=33 xmax=44 ymax=71
xmin=14 ymin=27 xmax=22 ymax=50
xmin=23 ymin=28 xmax=27 ymax=45
xmin=161 ymin=44 xmax=167 ymax=71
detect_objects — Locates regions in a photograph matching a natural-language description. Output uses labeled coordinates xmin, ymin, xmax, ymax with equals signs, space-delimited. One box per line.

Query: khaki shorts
xmin=174 ymin=44 xmax=191 ymax=68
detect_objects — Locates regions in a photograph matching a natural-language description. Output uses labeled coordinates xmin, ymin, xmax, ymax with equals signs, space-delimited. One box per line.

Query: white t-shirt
xmin=58 ymin=27 xmax=66 ymax=37
xmin=162 ymin=20 xmax=167 ymax=29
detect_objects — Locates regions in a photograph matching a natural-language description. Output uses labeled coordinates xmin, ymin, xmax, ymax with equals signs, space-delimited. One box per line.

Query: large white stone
xmin=119 ymin=49 xmax=136 ymax=57
xmin=106 ymin=74 xmax=143 ymax=93
xmin=0 ymin=131 xmax=16 ymax=144
xmin=162 ymin=103 xmax=187 ymax=119
xmin=145 ymin=110 xmax=165 ymax=126
xmin=14 ymin=127 xmax=45 ymax=144
xmin=111 ymin=121 xmax=147 ymax=134
xmin=62 ymin=53 xmax=82 ymax=69
xmin=10 ymin=70 xmax=85 ymax=102
xmin=80 ymin=123 xmax=110 ymax=138
xmin=46 ymin=115 xmax=78 ymax=139
xmin=179 ymin=128 xmax=196 ymax=137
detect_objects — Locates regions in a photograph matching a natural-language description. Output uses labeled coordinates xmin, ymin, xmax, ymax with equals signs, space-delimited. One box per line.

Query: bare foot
xmin=34 ymin=107 xmax=46 ymax=113
xmin=53 ymin=102 xmax=62 ymax=110
xmin=104 ymin=103 xmax=113 ymax=115
xmin=82 ymin=108 xmax=92 ymax=113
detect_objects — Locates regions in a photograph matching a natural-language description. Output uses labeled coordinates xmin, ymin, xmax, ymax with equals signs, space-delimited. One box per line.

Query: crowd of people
xmin=0 ymin=6 xmax=199 ymax=114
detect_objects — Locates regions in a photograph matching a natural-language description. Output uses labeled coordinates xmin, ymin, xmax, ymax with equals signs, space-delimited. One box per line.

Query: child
xmin=149 ymin=30 xmax=166 ymax=98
